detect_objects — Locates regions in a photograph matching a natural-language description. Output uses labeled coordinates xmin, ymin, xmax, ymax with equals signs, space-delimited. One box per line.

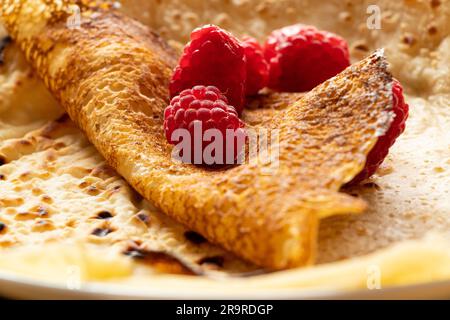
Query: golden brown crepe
xmin=0 ymin=0 xmax=394 ymax=269
xmin=0 ymin=0 xmax=449 ymax=296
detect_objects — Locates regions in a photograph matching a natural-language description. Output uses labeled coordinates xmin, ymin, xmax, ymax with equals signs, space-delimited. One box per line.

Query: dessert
xmin=1 ymin=0 xmax=391 ymax=269
xmin=0 ymin=0 xmax=449 ymax=297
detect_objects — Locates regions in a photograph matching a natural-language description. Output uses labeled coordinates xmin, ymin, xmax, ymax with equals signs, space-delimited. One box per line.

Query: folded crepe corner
xmin=1 ymin=0 xmax=393 ymax=269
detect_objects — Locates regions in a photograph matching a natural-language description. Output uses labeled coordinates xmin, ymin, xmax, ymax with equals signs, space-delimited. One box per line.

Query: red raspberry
xmin=264 ymin=24 xmax=350 ymax=92
xmin=349 ymin=80 xmax=409 ymax=184
xmin=242 ymin=36 xmax=269 ymax=96
xmin=169 ymin=25 xmax=247 ymax=114
xmin=164 ymin=85 xmax=246 ymax=165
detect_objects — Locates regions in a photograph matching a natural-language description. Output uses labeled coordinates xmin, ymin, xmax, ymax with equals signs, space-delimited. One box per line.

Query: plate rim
xmin=1 ymin=269 xmax=450 ymax=299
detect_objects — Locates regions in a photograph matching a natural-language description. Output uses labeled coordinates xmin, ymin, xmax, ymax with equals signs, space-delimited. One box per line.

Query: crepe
xmin=1 ymin=0 xmax=395 ymax=270
xmin=0 ymin=0 xmax=449 ymax=293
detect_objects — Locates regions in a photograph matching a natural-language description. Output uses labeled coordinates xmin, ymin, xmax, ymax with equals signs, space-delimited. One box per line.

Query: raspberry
xmin=349 ymin=80 xmax=409 ymax=184
xmin=242 ymin=36 xmax=269 ymax=95
xmin=264 ymin=24 xmax=350 ymax=92
xmin=169 ymin=25 xmax=247 ymax=114
xmin=164 ymin=85 xmax=246 ymax=165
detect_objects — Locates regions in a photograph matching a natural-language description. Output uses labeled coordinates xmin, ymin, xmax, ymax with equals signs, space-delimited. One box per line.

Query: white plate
xmin=1 ymin=271 xmax=450 ymax=299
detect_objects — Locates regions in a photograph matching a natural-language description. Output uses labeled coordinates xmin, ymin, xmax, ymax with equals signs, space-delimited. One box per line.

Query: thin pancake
xmin=0 ymin=0 xmax=449 ymax=294
xmin=1 ymin=0 xmax=393 ymax=269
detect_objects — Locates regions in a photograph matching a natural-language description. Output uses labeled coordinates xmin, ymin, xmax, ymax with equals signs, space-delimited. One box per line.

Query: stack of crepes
xmin=0 ymin=0 xmax=449 ymax=294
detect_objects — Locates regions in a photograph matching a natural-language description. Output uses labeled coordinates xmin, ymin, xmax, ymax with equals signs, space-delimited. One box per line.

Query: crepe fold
xmin=1 ymin=0 xmax=393 ymax=269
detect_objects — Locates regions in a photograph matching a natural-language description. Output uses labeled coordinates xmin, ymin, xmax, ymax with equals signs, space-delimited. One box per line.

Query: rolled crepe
xmin=1 ymin=0 xmax=393 ymax=269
